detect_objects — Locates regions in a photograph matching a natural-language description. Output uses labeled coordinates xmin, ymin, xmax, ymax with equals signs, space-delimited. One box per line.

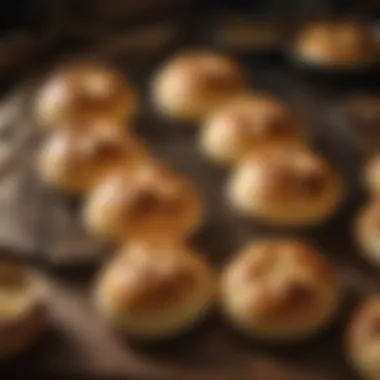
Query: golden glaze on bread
xmin=227 ymin=146 xmax=344 ymax=226
xmin=36 ymin=61 xmax=138 ymax=128
xmin=95 ymin=243 xmax=215 ymax=338
xmin=355 ymin=201 xmax=380 ymax=267
xmin=84 ymin=163 xmax=203 ymax=243
xmin=295 ymin=20 xmax=377 ymax=67
xmin=347 ymin=297 xmax=380 ymax=379
xmin=37 ymin=127 xmax=148 ymax=194
xmin=364 ymin=154 xmax=380 ymax=197
xmin=221 ymin=239 xmax=342 ymax=341
xmin=152 ymin=50 xmax=246 ymax=121
xmin=200 ymin=93 xmax=307 ymax=165
xmin=0 ymin=262 xmax=49 ymax=358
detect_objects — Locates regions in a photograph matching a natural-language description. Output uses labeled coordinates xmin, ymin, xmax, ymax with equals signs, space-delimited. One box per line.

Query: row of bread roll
xmin=33 ymin=60 xmax=214 ymax=339
xmin=35 ymin=61 xmax=204 ymax=244
xmin=37 ymin=131 xmax=203 ymax=244
xmin=33 ymin=61 xmax=214 ymax=343
xmin=151 ymin=49 xmax=344 ymax=227
xmin=93 ymin=237 xmax=380 ymax=380
xmin=94 ymin=238 xmax=343 ymax=341
xmin=209 ymin=95 xmax=344 ymax=228
xmin=152 ymin=21 xmax=379 ymax=126
xmin=0 ymin=262 xmax=50 ymax=359
xmin=0 ymin=241 xmax=373 ymax=379
xmin=349 ymin=156 xmax=380 ymax=379
xmin=35 ymin=61 xmax=144 ymax=195
xmin=0 ymin=245 xmax=373 ymax=379
xmin=150 ymin=49 xmax=346 ymax=371
xmin=150 ymin=49 xmax=307 ymax=163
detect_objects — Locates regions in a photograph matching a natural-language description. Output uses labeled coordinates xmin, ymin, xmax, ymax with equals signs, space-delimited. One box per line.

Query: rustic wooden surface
xmin=0 ymin=14 xmax=379 ymax=380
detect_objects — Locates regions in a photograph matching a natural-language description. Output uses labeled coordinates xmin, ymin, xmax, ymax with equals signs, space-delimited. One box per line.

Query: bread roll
xmin=37 ymin=127 xmax=148 ymax=194
xmin=84 ymin=163 xmax=203 ymax=243
xmin=355 ymin=201 xmax=380 ymax=267
xmin=35 ymin=61 xmax=138 ymax=129
xmin=221 ymin=239 xmax=342 ymax=342
xmin=347 ymin=297 xmax=380 ymax=379
xmin=0 ymin=262 xmax=49 ymax=358
xmin=227 ymin=146 xmax=344 ymax=227
xmin=364 ymin=154 xmax=380 ymax=197
xmin=295 ymin=20 xmax=377 ymax=68
xmin=152 ymin=50 xmax=246 ymax=122
xmin=95 ymin=242 xmax=215 ymax=339
xmin=200 ymin=93 xmax=306 ymax=165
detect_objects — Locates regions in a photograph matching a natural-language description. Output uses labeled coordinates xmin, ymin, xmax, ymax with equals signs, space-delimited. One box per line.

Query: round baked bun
xmin=84 ymin=163 xmax=203 ymax=243
xmin=152 ymin=50 xmax=246 ymax=122
xmin=347 ymin=297 xmax=380 ymax=379
xmin=221 ymin=239 xmax=342 ymax=342
xmin=94 ymin=242 xmax=215 ymax=339
xmin=294 ymin=20 xmax=377 ymax=69
xmin=35 ymin=61 xmax=138 ymax=129
xmin=363 ymin=154 xmax=380 ymax=197
xmin=200 ymin=93 xmax=307 ymax=165
xmin=0 ymin=262 xmax=49 ymax=358
xmin=37 ymin=127 xmax=148 ymax=194
xmin=355 ymin=201 xmax=380 ymax=267
xmin=227 ymin=146 xmax=344 ymax=227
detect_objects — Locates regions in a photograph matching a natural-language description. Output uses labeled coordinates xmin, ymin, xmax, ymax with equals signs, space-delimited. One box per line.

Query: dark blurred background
xmin=0 ymin=0 xmax=378 ymax=92
xmin=0 ymin=0 xmax=379 ymax=32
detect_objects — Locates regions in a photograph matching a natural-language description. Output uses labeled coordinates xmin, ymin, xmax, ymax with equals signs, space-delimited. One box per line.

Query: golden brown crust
xmin=262 ymin=159 xmax=327 ymax=199
xmin=95 ymin=243 xmax=215 ymax=338
xmin=128 ymin=189 xmax=183 ymax=221
xmin=104 ymin=252 xmax=198 ymax=314
xmin=296 ymin=20 xmax=377 ymax=67
xmin=355 ymin=201 xmax=380 ymax=267
xmin=229 ymin=240 xmax=338 ymax=298
xmin=258 ymin=147 xmax=332 ymax=195
xmin=249 ymin=280 xmax=316 ymax=323
xmin=84 ymin=163 xmax=203 ymax=243
xmin=53 ymin=63 xmax=125 ymax=108
xmin=364 ymin=154 xmax=380 ymax=196
xmin=227 ymin=95 xmax=302 ymax=135
xmin=222 ymin=239 xmax=341 ymax=340
xmin=36 ymin=61 xmax=138 ymax=128
xmin=200 ymin=94 xmax=306 ymax=165
xmin=0 ymin=262 xmax=48 ymax=358
xmin=152 ymin=50 xmax=246 ymax=121
xmin=228 ymin=145 xmax=343 ymax=226
xmin=357 ymin=202 xmax=380 ymax=238
xmin=346 ymin=297 xmax=380 ymax=380
xmin=167 ymin=51 xmax=245 ymax=95
xmin=38 ymin=128 xmax=148 ymax=194
xmin=348 ymin=298 xmax=380 ymax=346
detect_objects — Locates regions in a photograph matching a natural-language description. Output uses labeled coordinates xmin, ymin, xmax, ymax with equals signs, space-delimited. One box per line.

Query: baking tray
xmin=0 ymin=12 xmax=378 ymax=380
